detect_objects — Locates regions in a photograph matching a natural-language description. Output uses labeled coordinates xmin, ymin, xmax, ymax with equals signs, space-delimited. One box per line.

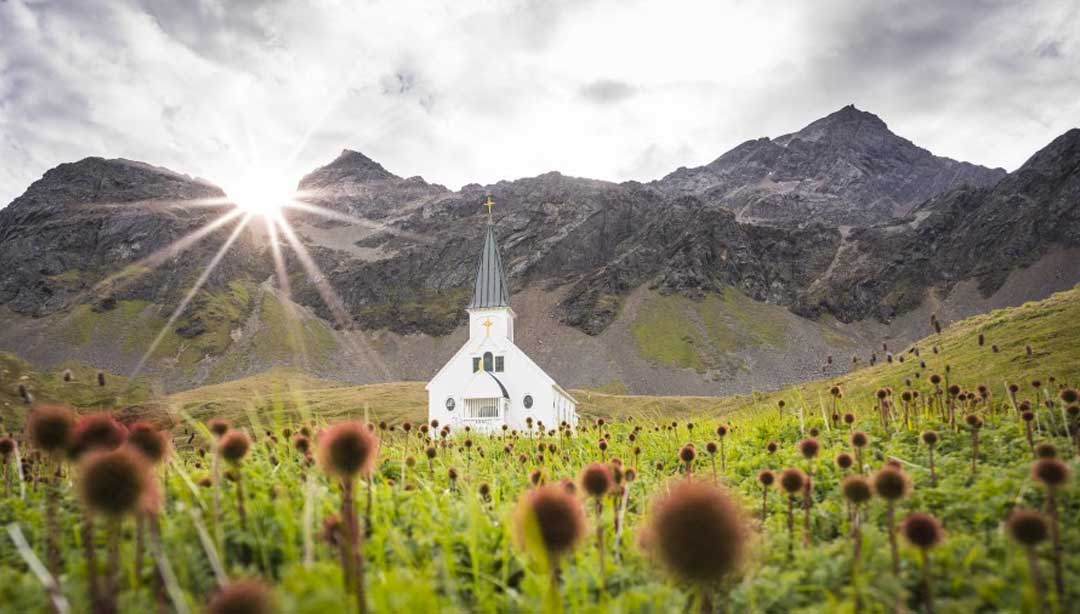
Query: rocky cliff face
xmin=0 ymin=107 xmax=1075 ymax=392
xmin=0 ymin=158 xmax=268 ymax=318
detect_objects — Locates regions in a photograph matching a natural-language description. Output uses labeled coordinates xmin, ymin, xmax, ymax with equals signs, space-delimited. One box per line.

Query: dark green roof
xmin=468 ymin=223 xmax=510 ymax=309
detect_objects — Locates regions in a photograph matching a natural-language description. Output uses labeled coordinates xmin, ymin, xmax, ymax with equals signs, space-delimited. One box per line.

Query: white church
xmin=426 ymin=199 xmax=578 ymax=434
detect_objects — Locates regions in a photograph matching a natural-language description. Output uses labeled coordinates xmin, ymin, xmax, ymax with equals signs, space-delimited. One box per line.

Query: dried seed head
xmin=705 ymin=441 xmax=718 ymax=454
xmin=205 ymin=579 xmax=273 ymax=614
xmin=1059 ymin=388 xmax=1079 ymax=405
xmin=850 ymin=431 xmax=869 ymax=448
xmin=901 ymin=512 xmax=944 ymax=550
xmin=640 ymin=480 xmax=751 ymax=584
xmin=293 ymin=435 xmax=311 ymax=454
xmin=872 ymin=467 xmax=910 ymax=501
xmin=1032 ymin=458 xmax=1070 ymax=488
xmin=0 ymin=437 xmax=14 ymax=457
xmin=317 ymin=422 xmax=379 ymax=479
xmin=514 ymin=484 xmax=585 ymax=559
xmin=797 ymin=438 xmax=820 ymax=460
xmin=207 ymin=418 xmax=231 ymax=438
xmin=78 ymin=447 xmax=156 ymax=517
xmin=70 ymin=413 xmax=127 ymax=459
xmin=964 ymin=414 xmax=983 ymax=429
xmin=127 ymin=421 xmax=170 ymax=465
xmin=27 ymin=404 xmax=75 ymax=453
xmin=921 ymin=430 xmax=938 ymax=446
xmin=835 ymin=452 xmax=854 ymax=470
xmin=1005 ymin=508 xmax=1049 ymax=547
xmin=766 ymin=441 xmax=778 ymax=454
xmin=757 ymin=469 xmax=775 ymax=487
xmin=1034 ymin=442 xmax=1057 ymax=458
xmin=716 ymin=425 xmax=728 ymax=437
xmin=779 ymin=468 xmax=805 ymax=494
xmin=580 ymin=462 xmax=613 ymax=497
xmin=218 ymin=431 xmax=251 ymax=465
xmin=842 ymin=475 xmax=872 ymax=505
xmin=678 ymin=445 xmax=696 ymax=464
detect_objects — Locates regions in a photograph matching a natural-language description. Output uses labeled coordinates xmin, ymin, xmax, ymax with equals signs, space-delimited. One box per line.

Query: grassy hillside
xmin=4 ymin=283 xmax=1079 ymax=433
xmin=1 ymin=289 xmax=1077 ymax=613
xmin=0 ymin=353 xmax=150 ymax=429
xmin=161 ymin=283 xmax=1080 ymax=430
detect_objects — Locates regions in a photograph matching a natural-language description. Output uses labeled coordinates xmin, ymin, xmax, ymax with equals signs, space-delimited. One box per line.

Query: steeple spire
xmin=469 ymin=198 xmax=510 ymax=309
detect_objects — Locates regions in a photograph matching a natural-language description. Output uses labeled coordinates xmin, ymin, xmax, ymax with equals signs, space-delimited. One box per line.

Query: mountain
xmin=655 ymin=105 xmax=1007 ymax=225
xmin=0 ymin=107 xmax=1076 ymax=396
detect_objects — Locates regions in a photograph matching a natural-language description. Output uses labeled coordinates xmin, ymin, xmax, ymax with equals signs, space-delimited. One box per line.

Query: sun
xmin=223 ymin=172 xmax=298 ymax=217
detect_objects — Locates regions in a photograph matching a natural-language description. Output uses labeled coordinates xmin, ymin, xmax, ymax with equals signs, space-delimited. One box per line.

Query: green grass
xmin=630 ymin=287 xmax=790 ymax=372
xmin=0 ymin=286 xmax=1078 ymax=612
xmin=0 ymin=353 xmax=150 ymax=428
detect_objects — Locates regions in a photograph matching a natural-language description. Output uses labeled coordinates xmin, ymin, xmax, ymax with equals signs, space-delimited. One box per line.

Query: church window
xmin=483 ymin=352 xmax=494 ymax=372
xmin=445 ymin=398 xmax=455 ymax=411
xmin=523 ymin=394 xmax=533 ymax=409
xmin=495 ymin=356 xmax=505 ymax=372
xmin=472 ymin=357 xmax=481 ymax=372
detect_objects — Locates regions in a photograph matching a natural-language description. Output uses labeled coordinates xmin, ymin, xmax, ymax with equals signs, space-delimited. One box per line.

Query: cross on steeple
xmin=483 ymin=195 xmax=495 ymax=222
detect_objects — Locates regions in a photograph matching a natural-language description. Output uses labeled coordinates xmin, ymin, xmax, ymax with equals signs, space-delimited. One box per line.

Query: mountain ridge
xmin=0 ymin=106 xmax=1076 ymax=395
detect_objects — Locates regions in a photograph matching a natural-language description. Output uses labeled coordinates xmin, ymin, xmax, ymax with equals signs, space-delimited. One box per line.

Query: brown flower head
xmin=580 ymin=462 xmax=613 ymax=498
xmin=70 ymin=413 xmax=128 ymax=459
xmin=1005 ymin=508 xmax=1049 ymax=547
xmin=1032 ymin=458 xmax=1070 ymax=489
xmin=640 ymin=480 xmax=751 ymax=584
xmin=797 ymin=438 xmax=820 ymax=460
xmin=513 ymin=484 xmax=586 ymax=560
xmin=317 ymin=422 xmax=380 ymax=479
xmin=901 ymin=512 xmax=944 ymax=550
xmin=207 ymin=418 xmax=231 ymax=438
xmin=205 ymin=579 xmax=274 ymax=614
xmin=842 ymin=475 xmax=872 ymax=505
xmin=872 ymin=466 xmax=910 ymax=501
xmin=27 ymin=404 xmax=75 ymax=453
xmin=218 ymin=430 xmax=252 ymax=465
xmin=78 ymin=447 xmax=157 ymax=517
xmin=778 ymin=468 xmax=805 ymax=495
xmin=127 ymin=421 xmax=170 ymax=465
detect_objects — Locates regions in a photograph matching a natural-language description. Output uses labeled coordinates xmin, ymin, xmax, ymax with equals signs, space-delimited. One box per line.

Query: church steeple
xmin=468 ymin=197 xmax=510 ymax=309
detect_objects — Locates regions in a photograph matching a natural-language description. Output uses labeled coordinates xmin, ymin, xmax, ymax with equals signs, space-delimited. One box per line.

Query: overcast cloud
xmin=1 ymin=0 xmax=1077 ymax=206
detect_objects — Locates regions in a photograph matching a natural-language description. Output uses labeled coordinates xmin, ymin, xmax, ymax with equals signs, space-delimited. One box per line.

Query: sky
xmin=1 ymin=0 xmax=1078 ymax=207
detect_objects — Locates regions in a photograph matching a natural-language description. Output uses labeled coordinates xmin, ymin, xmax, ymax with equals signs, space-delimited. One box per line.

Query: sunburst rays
xmin=61 ymin=185 xmax=410 ymax=385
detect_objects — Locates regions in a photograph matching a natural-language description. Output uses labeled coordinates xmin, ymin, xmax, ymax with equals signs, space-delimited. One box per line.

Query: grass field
xmin=0 ymin=285 xmax=1077 ymax=612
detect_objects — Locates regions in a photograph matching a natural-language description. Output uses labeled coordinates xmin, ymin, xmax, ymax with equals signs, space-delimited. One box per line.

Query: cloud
xmin=0 ymin=0 xmax=1077 ymax=208
xmin=579 ymin=79 xmax=636 ymax=104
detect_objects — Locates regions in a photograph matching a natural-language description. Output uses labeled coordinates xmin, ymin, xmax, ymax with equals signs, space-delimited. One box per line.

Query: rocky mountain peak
xmin=656 ymin=105 xmax=1007 ymax=225
xmin=298 ymin=149 xmax=400 ymax=190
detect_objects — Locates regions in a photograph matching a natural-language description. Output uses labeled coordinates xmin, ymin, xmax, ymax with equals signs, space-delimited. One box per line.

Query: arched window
xmin=483 ymin=352 xmax=494 ymax=372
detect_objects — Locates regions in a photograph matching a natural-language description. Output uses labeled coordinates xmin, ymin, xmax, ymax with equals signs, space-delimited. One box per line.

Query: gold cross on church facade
xmin=482 ymin=317 xmax=493 ymax=336
xmin=483 ymin=195 xmax=495 ymax=219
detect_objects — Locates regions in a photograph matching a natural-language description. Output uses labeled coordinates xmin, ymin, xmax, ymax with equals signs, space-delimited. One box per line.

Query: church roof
xmin=468 ymin=222 xmax=511 ymax=309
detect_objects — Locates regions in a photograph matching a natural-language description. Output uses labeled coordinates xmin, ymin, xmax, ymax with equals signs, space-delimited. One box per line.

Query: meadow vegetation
xmin=0 ymin=285 xmax=1077 ymax=612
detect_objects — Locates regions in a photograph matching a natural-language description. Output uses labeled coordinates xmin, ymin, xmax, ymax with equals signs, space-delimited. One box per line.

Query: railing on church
xmin=453 ymin=397 xmax=508 ymax=433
